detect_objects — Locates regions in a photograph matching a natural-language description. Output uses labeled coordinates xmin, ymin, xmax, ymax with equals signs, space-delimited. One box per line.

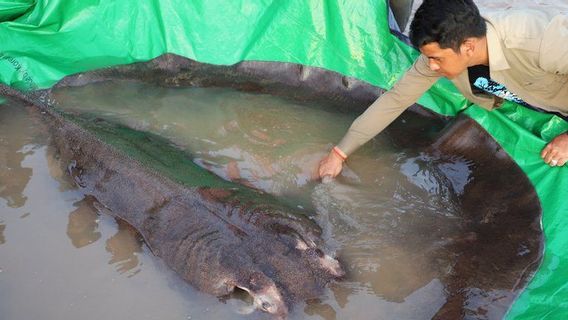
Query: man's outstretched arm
xmin=319 ymin=55 xmax=439 ymax=178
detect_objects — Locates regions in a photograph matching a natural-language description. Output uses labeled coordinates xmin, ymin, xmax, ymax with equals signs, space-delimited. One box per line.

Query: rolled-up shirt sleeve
xmin=336 ymin=55 xmax=440 ymax=155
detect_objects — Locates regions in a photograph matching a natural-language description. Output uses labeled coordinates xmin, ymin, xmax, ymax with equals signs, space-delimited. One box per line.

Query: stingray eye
xmin=261 ymin=301 xmax=272 ymax=311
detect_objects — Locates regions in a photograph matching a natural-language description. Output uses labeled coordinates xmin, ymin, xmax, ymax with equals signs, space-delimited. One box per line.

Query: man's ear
xmin=461 ymin=38 xmax=476 ymax=56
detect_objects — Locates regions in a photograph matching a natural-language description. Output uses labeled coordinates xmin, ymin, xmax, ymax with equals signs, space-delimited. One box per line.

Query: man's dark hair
xmin=409 ymin=0 xmax=486 ymax=52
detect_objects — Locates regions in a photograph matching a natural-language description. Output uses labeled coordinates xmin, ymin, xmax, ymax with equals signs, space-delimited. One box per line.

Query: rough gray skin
xmin=41 ymin=110 xmax=343 ymax=319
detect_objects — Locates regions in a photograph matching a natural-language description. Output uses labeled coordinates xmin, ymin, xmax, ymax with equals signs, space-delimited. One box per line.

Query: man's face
xmin=419 ymin=42 xmax=471 ymax=79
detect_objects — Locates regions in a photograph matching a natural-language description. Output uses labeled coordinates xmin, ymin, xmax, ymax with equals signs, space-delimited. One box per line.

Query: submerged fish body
xmin=44 ymin=109 xmax=343 ymax=318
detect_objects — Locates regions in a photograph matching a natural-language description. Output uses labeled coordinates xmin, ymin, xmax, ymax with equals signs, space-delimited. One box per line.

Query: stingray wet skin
xmin=36 ymin=108 xmax=344 ymax=319
xmin=320 ymin=113 xmax=543 ymax=319
xmin=425 ymin=116 xmax=542 ymax=319
xmin=386 ymin=113 xmax=542 ymax=319
xmin=0 ymin=53 xmax=543 ymax=319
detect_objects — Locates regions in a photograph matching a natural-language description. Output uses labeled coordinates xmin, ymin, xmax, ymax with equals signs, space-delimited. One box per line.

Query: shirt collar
xmin=485 ymin=19 xmax=510 ymax=72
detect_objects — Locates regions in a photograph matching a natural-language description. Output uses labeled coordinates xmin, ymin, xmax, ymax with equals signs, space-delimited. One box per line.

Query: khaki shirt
xmin=337 ymin=9 xmax=568 ymax=156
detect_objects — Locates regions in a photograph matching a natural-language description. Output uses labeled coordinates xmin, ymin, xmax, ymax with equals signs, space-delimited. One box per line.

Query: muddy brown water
xmin=0 ymin=80 xmax=539 ymax=319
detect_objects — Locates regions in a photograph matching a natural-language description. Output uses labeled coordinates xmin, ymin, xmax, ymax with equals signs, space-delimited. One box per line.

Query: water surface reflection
xmin=66 ymin=196 xmax=102 ymax=248
xmin=0 ymin=102 xmax=36 ymax=208
xmin=105 ymin=219 xmax=143 ymax=276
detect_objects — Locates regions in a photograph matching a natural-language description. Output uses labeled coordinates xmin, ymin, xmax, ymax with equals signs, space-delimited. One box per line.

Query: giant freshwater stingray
xmin=46 ymin=110 xmax=344 ymax=318
xmin=1 ymin=54 xmax=543 ymax=319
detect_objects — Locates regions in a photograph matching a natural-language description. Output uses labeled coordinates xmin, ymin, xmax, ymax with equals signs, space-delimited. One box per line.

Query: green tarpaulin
xmin=1 ymin=0 xmax=566 ymax=318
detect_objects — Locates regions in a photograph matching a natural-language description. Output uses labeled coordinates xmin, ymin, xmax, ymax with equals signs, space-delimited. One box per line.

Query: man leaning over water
xmin=319 ymin=0 xmax=568 ymax=178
